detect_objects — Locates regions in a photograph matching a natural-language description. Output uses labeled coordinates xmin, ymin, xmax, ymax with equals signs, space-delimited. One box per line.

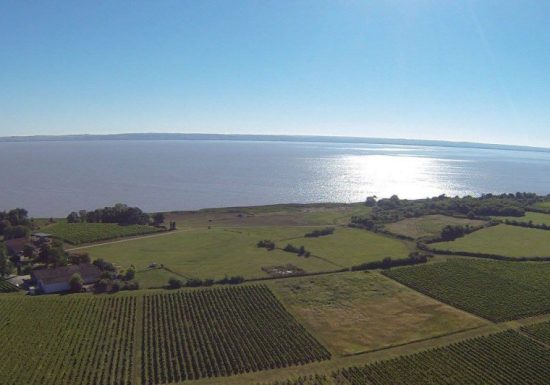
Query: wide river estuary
xmin=1 ymin=140 xmax=550 ymax=217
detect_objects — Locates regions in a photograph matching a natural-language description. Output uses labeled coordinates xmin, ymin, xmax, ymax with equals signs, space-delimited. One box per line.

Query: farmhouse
xmin=31 ymin=264 xmax=101 ymax=294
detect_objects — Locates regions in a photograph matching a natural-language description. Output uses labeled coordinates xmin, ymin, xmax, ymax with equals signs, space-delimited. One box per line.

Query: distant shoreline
xmin=1 ymin=133 xmax=549 ymax=154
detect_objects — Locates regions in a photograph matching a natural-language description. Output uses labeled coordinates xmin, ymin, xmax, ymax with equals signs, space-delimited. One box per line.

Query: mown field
xmin=431 ymin=224 xmax=550 ymax=257
xmin=384 ymin=258 xmax=550 ymax=321
xmin=0 ymin=279 xmax=18 ymax=293
xmin=83 ymin=226 xmax=410 ymax=280
xmin=0 ymin=285 xmax=329 ymax=385
xmin=269 ymin=272 xmax=485 ymax=355
xmin=384 ymin=215 xmax=486 ymax=239
xmin=142 ymin=286 xmax=330 ymax=384
xmin=44 ymin=222 xmax=163 ymax=244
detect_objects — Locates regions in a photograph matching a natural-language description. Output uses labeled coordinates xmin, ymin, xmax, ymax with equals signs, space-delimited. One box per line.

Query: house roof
xmin=4 ymin=238 xmax=34 ymax=255
xmin=32 ymin=232 xmax=51 ymax=238
xmin=32 ymin=264 xmax=101 ymax=285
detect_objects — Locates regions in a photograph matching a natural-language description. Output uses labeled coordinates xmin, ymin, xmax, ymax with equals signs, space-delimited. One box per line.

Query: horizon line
xmin=1 ymin=132 xmax=549 ymax=153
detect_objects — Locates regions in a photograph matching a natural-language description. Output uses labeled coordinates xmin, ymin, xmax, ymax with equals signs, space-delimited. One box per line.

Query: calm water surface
xmin=1 ymin=140 xmax=550 ymax=217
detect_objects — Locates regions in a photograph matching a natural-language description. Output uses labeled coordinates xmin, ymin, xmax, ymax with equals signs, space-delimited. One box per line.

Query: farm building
xmin=31 ymin=264 xmax=101 ymax=294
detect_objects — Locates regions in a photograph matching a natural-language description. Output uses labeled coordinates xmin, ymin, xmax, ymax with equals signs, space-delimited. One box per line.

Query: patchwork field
xmin=269 ymin=272 xmax=485 ymax=355
xmin=384 ymin=258 xmax=550 ymax=321
xmin=83 ymin=226 xmax=411 ymax=280
xmin=431 ymin=224 xmax=550 ymax=257
xmin=384 ymin=215 xmax=485 ymax=239
xmin=44 ymin=222 xmax=163 ymax=244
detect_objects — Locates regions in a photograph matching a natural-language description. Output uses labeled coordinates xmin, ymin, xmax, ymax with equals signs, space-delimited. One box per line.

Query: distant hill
xmin=1 ymin=133 xmax=549 ymax=153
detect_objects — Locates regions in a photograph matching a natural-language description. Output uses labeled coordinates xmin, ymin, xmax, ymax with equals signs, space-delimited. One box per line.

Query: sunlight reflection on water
xmin=1 ymin=140 xmax=550 ymax=216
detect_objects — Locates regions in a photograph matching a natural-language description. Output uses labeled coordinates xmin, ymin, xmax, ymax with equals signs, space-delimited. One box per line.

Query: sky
xmin=1 ymin=0 xmax=549 ymax=146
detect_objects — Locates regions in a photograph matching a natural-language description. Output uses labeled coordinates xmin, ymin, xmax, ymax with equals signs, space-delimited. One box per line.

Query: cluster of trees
xmin=351 ymin=252 xmax=430 ymax=271
xmin=283 ymin=244 xmax=311 ymax=257
xmin=67 ymin=203 xmax=154 ymax=225
xmin=36 ymin=239 xmax=67 ymax=267
xmin=0 ymin=208 xmax=31 ymax=240
xmin=94 ymin=264 xmax=139 ymax=293
xmin=257 ymin=240 xmax=276 ymax=250
xmin=304 ymin=227 xmax=335 ymax=238
xmin=0 ymin=243 xmax=12 ymax=277
xmin=356 ymin=193 xmax=543 ymax=227
xmin=504 ymin=219 xmax=550 ymax=231
xmin=168 ymin=275 xmax=245 ymax=289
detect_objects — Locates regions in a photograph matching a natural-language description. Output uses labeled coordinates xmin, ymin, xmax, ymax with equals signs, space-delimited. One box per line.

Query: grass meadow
xmin=83 ymin=226 xmax=411 ymax=280
xmin=384 ymin=215 xmax=486 ymax=239
xmin=431 ymin=224 xmax=550 ymax=257
xmin=269 ymin=271 xmax=485 ymax=355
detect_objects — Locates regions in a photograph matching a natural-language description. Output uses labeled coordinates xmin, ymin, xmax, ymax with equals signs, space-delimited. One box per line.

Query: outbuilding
xmin=31 ymin=264 xmax=101 ymax=294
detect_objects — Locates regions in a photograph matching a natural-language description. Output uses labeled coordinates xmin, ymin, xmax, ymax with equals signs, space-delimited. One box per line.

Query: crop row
xmin=141 ymin=285 xmax=331 ymax=384
xmin=333 ymin=330 xmax=550 ymax=385
xmin=0 ymin=279 xmax=18 ymax=293
xmin=0 ymin=296 xmax=137 ymax=385
xmin=383 ymin=259 xmax=550 ymax=322
xmin=521 ymin=320 xmax=550 ymax=345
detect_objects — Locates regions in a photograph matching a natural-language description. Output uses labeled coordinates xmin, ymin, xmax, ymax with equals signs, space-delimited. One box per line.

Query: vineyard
xmin=257 ymin=375 xmax=332 ymax=385
xmin=141 ymin=285 xmax=330 ymax=384
xmin=383 ymin=259 xmax=550 ymax=321
xmin=45 ymin=222 xmax=162 ymax=244
xmin=333 ymin=331 xmax=550 ymax=385
xmin=0 ymin=279 xmax=18 ymax=293
xmin=0 ymin=296 xmax=137 ymax=385
xmin=521 ymin=321 xmax=550 ymax=345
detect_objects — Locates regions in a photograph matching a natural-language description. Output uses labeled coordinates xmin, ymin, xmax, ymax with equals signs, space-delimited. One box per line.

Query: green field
xmin=44 ymin=222 xmax=163 ymax=244
xmin=333 ymin=331 xmax=550 ymax=385
xmin=384 ymin=258 xmax=550 ymax=321
xmin=269 ymin=272 xmax=485 ymax=355
xmin=165 ymin=204 xmax=372 ymax=228
xmin=83 ymin=226 xmax=411 ymax=280
xmin=431 ymin=224 xmax=550 ymax=257
xmin=532 ymin=201 xmax=550 ymax=210
xmin=384 ymin=215 xmax=486 ymax=239
xmin=521 ymin=321 xmax=550 ymax=345
xmin=494 ymin=211 xmax=550 ymax=226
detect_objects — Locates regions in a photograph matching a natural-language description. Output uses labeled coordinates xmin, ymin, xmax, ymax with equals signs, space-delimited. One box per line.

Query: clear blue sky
xmin=1 ymin=1 xmax=549 ymax=146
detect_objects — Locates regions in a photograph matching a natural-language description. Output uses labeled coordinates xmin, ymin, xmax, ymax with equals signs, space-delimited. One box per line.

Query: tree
xmin=69 ymin=273 xmax=83 ymax=292
xmin=0 ymin=244 xmax=13 ymax=277
xmin=23 ymin=244 xmax=35 ymax=258
xmin=365 ymin=196 xmax=377 ymax=207
xmin=124 ymin=268 xmax=135 ymax=281
xmin=152 ymin=213 xmax=165 ymax=225
xmin=3 ymin=225 xmax=30 ymax=240
xmin=168 ymin=277 xmax=183 ymax=289
xmin=67 ymin=212 xmax=80 ymax=223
